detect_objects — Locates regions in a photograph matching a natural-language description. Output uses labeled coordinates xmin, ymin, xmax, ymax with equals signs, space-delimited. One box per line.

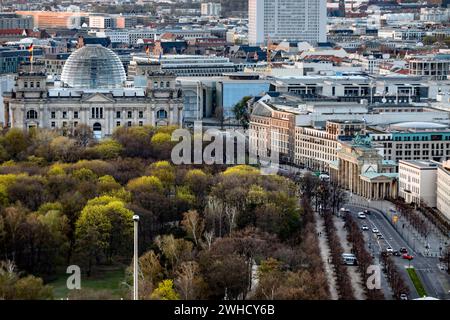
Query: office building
xmin=399 ymin=160 xmax=438 ymax=207
xmin=437 ymin=161 xmax=450 ymax=219
xmin=201 ymin=3 xmax=222 ymax=16
xmin=248 ymin=0 xmax=327 ymax=45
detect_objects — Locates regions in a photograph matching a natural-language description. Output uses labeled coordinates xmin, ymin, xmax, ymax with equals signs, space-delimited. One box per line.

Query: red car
xmin=402 ymin=254 xmax=414 ymax=260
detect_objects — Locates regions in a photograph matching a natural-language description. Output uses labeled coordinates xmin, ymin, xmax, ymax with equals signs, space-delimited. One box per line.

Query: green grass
xmin=48 ymin=267 xmax=127 ymax=299
xmin=406 ymin=267 xmax=427 ymax=298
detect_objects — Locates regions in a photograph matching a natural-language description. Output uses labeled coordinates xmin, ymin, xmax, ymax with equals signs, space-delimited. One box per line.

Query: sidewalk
xmin=315 ymin=213 xmax=339 ymax=300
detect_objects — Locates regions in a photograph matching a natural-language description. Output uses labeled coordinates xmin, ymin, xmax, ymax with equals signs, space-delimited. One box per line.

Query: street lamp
xmin=133 ymin=215 xmax=140 ymax=301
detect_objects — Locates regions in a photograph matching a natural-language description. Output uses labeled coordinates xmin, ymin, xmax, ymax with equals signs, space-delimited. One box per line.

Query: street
xmin=346 ymin=204 xmax=450 ymax=300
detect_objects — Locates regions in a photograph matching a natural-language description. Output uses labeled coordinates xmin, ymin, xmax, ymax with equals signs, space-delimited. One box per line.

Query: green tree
xmin=150 ymin=279 xmax=179 ymax=300
xmin=2 ymin=128 xmax=28 ymax=160
xmin=232 ymin=96 xmax=252 ymax=129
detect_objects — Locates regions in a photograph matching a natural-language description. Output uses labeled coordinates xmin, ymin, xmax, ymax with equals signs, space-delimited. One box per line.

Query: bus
xmin=342 ymin=253 xmax=358 ymax=266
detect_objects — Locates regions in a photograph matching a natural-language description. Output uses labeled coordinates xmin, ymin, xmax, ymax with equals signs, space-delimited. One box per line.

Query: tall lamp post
xmin=133 ymin=215 xmax=140 ymax=301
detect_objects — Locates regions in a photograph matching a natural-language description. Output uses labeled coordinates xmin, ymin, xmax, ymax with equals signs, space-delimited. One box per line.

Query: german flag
xmin=27 ymin=43 xmax=34 ymax=63
xmin=145 ymin=46 xmax=150 ymax=55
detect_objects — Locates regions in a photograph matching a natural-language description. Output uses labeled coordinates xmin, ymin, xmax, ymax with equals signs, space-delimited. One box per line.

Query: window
xmin=116 ymin=121 xmax=121 ymax=127
xmin=24 ymin=82 xmax=28 ymax=88
xmin=26 ymin=109 xmax=38 ymax=119
xmin=116 ymin=111 xmax=121 ymax=118
xmin=62 ymin=111 xmax=67 ymax=119
xmin=91 ymin=107 xmax=103 ymax=119
xmin=74 ymin=111 xmax=79 ymax=119
xmin=51 ymin=111 xmax=56 ymax=119
xmin=127 ymin=111 xmax=132 ymax=119
xmin=30 ymin=82 xmax=34 ymax=88
xmin=127 ymin=121 xmax=132 ymax=127
xmin=74 ymin=122 xmax=78 ymax=127
xmin=51 ymin=122 xmax=55 ymax=128
xmin=157 ymin=109 xmax=167 ymax=119
xmin=139 ymin=121 xmax=143 ymax=127
xmin=138 ymin=111 xmax=143 ymax=119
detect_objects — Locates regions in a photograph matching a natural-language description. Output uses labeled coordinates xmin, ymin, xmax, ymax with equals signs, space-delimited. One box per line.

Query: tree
xmin=2 ymin=128 xmax=28 ymax=160
xmin=112 ymin=126 xmax=155 ymax=158
xmin=125 ymin=250 xmax=163 ymax=299
xmin=181 ymin=210 xmax=204 ymax=246
xmin=127 ymin=176 xmax=164 ymax=194
xmin=174 ymin=261 xmax=205 ymax=300
xmin=155 ymin=234 xmax=193 ymax=273
xmin=68 ymin=123 xmax=94 ymax=147
xmin=91 ymin=139 xmax=123 ymax=160
xmin=150 ymin=279 xmax=179 ymax=300
xmin=151 ymin=132 xmax=173 ymax=160
xmin=232 ymin=96 xmax=252 ymax=129
xmin=7 ymin=175 xmax=47 ymax=211
xmin=50 ymin=136 xmax=81 ymax=162
xmin=75 ymin=205 xmax=111 ymax=276
xmin=0 ymin=261 xmax=53 ymax=300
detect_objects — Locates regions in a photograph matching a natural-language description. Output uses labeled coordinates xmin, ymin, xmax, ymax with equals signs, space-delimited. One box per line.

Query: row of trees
xmin=380 ymin=254 xmax=410 ymax=300
xmin=345 ymin=216 xmax=385 ymax=300
xmin=322 ymin=212 xmax=355 ymax=300
xmin=394 ymin=200 xmax=430 ymax=239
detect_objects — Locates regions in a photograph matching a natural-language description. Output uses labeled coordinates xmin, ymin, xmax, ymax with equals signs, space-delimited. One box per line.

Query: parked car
xmin=400 ymin=293 xmax=408 ymax=300
xmin=386 ymin=247 xmax=393 ymax=253
xmin=393 ymin=251 xmax=401 ymax=257
xmin=357 ymin=212 xmax=366 ymax=219
xmin=376 ymin=233 xmax=384 ymax=239
xmin=361 ymin=225 xmax=369 ymax=231
xmin=372 ymin=228 xmax=379 ymax=233
xmin=402 ymin=254 xmax=414 ymax=260
xmin=399 ymin=247 xmax=408 ymax=254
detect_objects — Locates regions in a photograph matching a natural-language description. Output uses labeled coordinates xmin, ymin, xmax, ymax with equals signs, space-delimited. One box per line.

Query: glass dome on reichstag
xmin=61 ymin=45 xmax=126 ymax=89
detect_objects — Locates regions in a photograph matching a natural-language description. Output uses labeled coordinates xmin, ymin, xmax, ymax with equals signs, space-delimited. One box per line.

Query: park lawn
xmin=406 ymin=267 xmax=427 ymax=298
xmin=48 ymin=267 xmax=127 ymax=299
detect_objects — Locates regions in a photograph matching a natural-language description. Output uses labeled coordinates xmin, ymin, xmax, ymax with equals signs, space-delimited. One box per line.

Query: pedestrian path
xmin=315 ymin=213 xmax=339 ymax=300
xmin=333 ymin=216 xmax=367 ymax=300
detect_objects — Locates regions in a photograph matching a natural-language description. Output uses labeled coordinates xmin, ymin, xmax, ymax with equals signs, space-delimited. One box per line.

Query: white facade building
xmin=398 ymin=160 xmax=438 ymax=207
xmin=437 ymin=161 xmax=450 ymax=220
xmin=201 ymin=2 xmax=222 ymax=16
xmin=248 ymin=0 xmax=327 ymax=46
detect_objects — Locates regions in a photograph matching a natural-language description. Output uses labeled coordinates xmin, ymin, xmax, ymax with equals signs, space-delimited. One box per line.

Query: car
xmin=386 ymin=247 xmax=393 ymax=253
xmin=361 ymin=225 xmax=369 ymax=231
xmin=399 ymin=247 xmax=408 ymax=254
xmin=393 ymin=251 xmax=401 ymax=257
xmin=372 ymin=228 xmax=379 ymax=233
xmin=402 ymin=254 xmax=414 ymax=260
xmin=357 ymin=212 xmax=366 ymax=219
xmin=400 ymin=293 xmax=408 ymax=300
xmin=376 ymin=233 xmax=384 ymax=239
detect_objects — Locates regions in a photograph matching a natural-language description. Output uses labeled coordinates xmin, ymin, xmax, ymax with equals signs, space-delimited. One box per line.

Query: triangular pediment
xmin=81 ymin=93 xmax=115 ymax=103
